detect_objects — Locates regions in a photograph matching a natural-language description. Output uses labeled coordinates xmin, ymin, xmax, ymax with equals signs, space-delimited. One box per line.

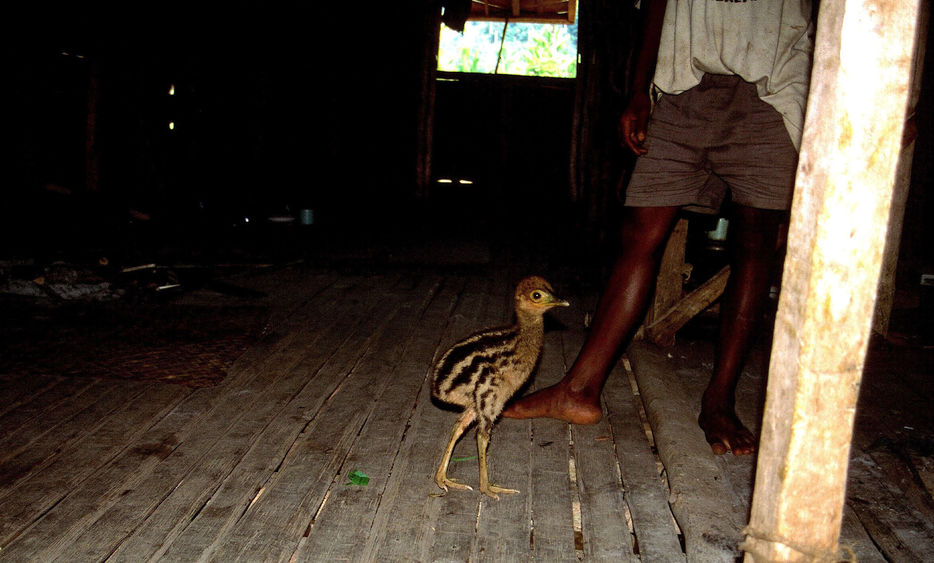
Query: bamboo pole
xmin=741 ymin=0 xmax=923 ymax=560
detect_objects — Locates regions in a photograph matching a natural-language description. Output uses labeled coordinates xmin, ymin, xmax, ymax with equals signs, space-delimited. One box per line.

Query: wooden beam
xmin=641 ymin=218 xmax=730 ymax=347
xmin=416 ymin=0 xmax=440 ymax=199
xmin=648 ymin=218 xmax=689 ymax=323
xmin=645 ymin=266 xmax=729 ymax=347
xmin=742 ymin=0 xmax=923 ymax=561
xmin=872 ymin=0 xmax=930 ymax=336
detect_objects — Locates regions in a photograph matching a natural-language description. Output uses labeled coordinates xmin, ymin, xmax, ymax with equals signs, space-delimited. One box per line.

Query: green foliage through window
xmin=438 ymin=20 xmax=578 ymax=78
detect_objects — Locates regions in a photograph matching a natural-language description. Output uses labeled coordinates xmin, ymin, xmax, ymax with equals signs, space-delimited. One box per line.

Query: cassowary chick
xmin=431 ymin=276 xmax=568 ymax=499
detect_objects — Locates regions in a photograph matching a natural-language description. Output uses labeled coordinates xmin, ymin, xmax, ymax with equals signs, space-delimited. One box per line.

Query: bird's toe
xmin=481 ymin=484 xmax=519 ymax=499
xmin=439 ymin=477 xmax=474 ymax=492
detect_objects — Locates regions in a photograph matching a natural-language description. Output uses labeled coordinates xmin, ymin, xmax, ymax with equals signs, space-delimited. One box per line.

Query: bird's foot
xmin=434 ymin=476 xmax=474 ymax=496
xmin=480 ymin=484 xmax=519 ymax=500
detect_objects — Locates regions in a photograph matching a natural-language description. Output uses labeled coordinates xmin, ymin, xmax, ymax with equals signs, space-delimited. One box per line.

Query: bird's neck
xmin=515 ymin=310 xmax=545 ymax=347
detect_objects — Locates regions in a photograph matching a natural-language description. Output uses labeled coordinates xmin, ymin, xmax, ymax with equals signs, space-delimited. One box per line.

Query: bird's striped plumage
xmin=432 ymin=323 xmax=540 ymax=430
xmin=430 ymin=276 xmax=568 ymax=499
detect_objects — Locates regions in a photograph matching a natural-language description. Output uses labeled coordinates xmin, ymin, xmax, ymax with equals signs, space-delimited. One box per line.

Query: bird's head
xmin=514 ymin=276 xmax=569 ymax=314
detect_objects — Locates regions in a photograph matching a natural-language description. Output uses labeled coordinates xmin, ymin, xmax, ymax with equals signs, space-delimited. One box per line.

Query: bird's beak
xmin=549 ymin=297 xmax=570 ymax=308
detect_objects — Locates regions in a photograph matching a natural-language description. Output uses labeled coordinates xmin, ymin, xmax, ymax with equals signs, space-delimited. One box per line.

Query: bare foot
xmin=698 ymin=408 xmax=757 ymax=456
xmin=502 ymin=383 xmax=602 ymax=424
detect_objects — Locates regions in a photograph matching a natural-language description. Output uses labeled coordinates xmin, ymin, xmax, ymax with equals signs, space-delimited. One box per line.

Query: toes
xmin=700 ymin=410 xmax=757 ymax=456
xmin=706 ymin=431 xmax=756 ymax=456
xmin=481 ymin=485 xmax=519 ymax=499
xmin=446 ymin=479 xmax=474 ymax=491
xmin=710 ymin=441 xmax=729 ymax=455
xmin=492 ymin=486 xmax=519 ymax=495
xmin=731 ymin=434 xmax=757 ymax=456
xmin=438 ymin=478 xmax=473 ymax=492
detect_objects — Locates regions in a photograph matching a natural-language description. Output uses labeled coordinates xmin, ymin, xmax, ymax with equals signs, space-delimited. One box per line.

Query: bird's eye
xmin=531 ymin=291 xmax=543 ymax=301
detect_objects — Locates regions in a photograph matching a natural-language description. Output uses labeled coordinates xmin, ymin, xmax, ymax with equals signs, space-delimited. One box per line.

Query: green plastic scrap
xmin=346 ymin=470 xmax=370 ymax=486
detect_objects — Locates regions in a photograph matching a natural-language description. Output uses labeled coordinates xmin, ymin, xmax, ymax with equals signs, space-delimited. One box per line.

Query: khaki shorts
xmin=623 ymin=74 xmax=798 ymax=212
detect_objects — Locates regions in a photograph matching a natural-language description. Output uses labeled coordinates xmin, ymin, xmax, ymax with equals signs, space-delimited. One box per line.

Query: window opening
xmin=438 ymin=10 xmax=578 ymax=78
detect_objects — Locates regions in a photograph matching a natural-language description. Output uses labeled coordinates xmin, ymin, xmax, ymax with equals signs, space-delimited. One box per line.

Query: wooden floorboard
xmin=627 ymin=342 xmax=752 ymax=562
xmin=0 ymin=373 xmax=60 ymax=417
xmin=209 ymin=275 xmax=412 ymax=560
xmin=158 ymin=275 xmax=404 ymax=561
xmin=0 ymin=377 xmax=101 ymax=465
xmin=0 ymin=378 xmax=154 ymax=503
xmin=362 ymin=276 xmax=470 ymax=562
xmin=556 ymin=292 xmax=643 ymax=562
xmin=426 ymin=274 xmax=511 ymax=562
xmin=526 ymin=336 xmax=582 ymax=562
xmin=286 ymin=275 xmax=448 ymax=561
xmin=0 ymin=263 xmax=924 ymax=561
xmin=80 ymin=300 xmax=360 ymax=560
xmin=601 ymin=358 xmax=685 ymax=562
xmin=472 ymin=275 xmax=536 ymax=563
xmin=7 ymin=401 xmax=192 ymax=558
xmin=104 ymin=275 xmax=343 ymax=562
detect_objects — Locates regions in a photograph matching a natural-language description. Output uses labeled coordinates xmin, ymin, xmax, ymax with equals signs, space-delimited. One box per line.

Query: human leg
xmin=503 ymin=205 xmax=680 ymax=423
xmin=699 ymin=203 xmax=786 ymax=455
xmin=695 ymin=75 xmax=797 ymax=454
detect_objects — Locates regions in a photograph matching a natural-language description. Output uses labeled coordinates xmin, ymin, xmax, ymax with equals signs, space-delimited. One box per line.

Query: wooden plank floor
xmin=1 ymin=260 xmax=931 ymax=561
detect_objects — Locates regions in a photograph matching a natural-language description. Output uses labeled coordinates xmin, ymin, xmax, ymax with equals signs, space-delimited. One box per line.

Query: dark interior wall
xmin=5 ymin=0 xmax=585 ymax=258
xmin=430 ymin=73 xmax=576 ymax=234
xmin=5 ymin=1 xmax=436 ymax=255
xmin=10 ymin=1 xmax=925 ymax=273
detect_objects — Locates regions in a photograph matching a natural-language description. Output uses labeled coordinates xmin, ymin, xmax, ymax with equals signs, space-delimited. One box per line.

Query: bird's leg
xmin=477 ymin=428 xmax=519 ymax=500
xmin=434 ymin=408 xmax=476 ymax=494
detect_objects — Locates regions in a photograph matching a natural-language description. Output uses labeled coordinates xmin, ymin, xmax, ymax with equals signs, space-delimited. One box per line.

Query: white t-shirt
xmin=653 ymin=0 xmax=814 ymax=150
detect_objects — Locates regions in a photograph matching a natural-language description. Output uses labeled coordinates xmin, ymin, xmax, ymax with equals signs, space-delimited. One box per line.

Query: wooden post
xmin=742 ymin=0 xmax=923 ymax=561
xmin=872 ymin=0 xmax=930 ymax=336
xmin=415 ymin=0 xmax=441 ymax=200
